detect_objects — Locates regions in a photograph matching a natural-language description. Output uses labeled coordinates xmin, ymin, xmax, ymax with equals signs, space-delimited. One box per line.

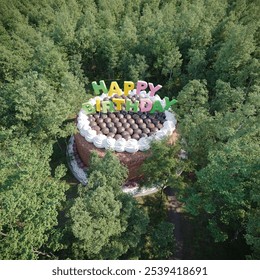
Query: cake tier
xmin=74 ymin=130 xmax=178 ymax=181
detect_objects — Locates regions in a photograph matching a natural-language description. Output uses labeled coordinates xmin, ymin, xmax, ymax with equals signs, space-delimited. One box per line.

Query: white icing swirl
xmin=93 ymin=134 xmax=107 ymax=148
xmin=138 ymin=137 xmax=151 ymax=151
xmin=104 ymin=137 xmax=116 ymax=150
xmin=165 ymin=110 xmax=177 ymax=125
xmin=154 ymin=129 xmax=168 ymax=140
xmin=85 ymin=129 xmax=97 ymax=142
xmin=114 ymin=138 xmax=127 ymax=152
xmin=125 ymin=139 xmax=139 ymax=153
xmin=163 ymin=120 xmax=176 ymax=135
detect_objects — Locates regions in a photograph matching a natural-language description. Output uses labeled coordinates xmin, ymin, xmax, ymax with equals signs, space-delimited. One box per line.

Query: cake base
xmin=74 ymin=133 xmax=149 ymax=180
xmin=67 ymin=136 xmax=159 ymax=197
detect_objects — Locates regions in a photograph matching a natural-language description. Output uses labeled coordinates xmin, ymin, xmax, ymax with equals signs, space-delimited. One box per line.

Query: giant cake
xmin=73 ymin=80 xmax=177 ymax=181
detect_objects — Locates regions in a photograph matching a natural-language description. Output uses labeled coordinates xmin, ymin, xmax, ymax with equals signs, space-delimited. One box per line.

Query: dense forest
xmin=0 ymin=0 xmax=259 ymax=260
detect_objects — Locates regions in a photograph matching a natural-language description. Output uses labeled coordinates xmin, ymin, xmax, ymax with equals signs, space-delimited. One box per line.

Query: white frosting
xmin=114 ymin=138 xmax=127 ymax=152
xmin=163 ymin=120 xmax=176 ymax=135
xmin=104 ymin=137 xmax=116 ymax=150
xmin=153 ymin=129 xmax=168 ymax=141
xmin=125 ymin=139 xmax=139 ymax=153
xmin=93 ymin=134 xmax=107 ymax=148
xmin=67 ymin=136 xmax=88 ymax=184
xmin=138 ymin=137 xmax=151 ymax=151
xmin=77 ymin=92 xmax=177 ymax=153
xmin=85 ymin=129 xmax=96 ymax=142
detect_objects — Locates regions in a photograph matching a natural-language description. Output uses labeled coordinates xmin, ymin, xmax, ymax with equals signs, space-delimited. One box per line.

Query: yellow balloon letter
xmin=124 ymin=81 xmax=134 ymax=96
xmin=108 ymin=81 xmax=122 ymax=96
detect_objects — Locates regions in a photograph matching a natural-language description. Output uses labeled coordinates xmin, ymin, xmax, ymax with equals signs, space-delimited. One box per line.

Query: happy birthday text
xmin=81 ymin=80 xmax=177 ymax=114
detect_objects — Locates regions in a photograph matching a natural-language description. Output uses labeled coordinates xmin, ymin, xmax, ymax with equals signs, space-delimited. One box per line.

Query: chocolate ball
xmin=115 ymin=134 xmax=122 ymax=140
xmin=102 ymin=127 xmax=109 ymax=135
xmin=143 ymin=128 xmax=150 ymax=134
xmin=88 ymin=116 xmax=95 ymax=122
xmin=139 ymin=123 xmax=146 ymax=130
xmin=93 ymin=113 xmax=100 ymax=119
xmin=118 ymin=113 xmax=124 ymax=119
xmin=136 ymin=118 xmax=143 ymax=125
xmin=132 ymin=114 xmax=139 ymax=120
xmin=106 ymin=122 xmax=114 ymax=129
xmin=144 ymin=118 xmax=152 ymax=124
xmin=134 ymin=128 xmax=142 ymax=135
xmin=157 ymin=123 xmax=163 ymax=129
xmin=107 ymin=132 xmax=115 ymax=138
xmin=96 ymin=118 xmax=104 ymax=124
xmin=123 ymin=122 xmax=130 ymax=129
xmin=104 ymin=117 xmax=111 ymax=123
xmin=151 ymin=127 xmax=158 ymax=133
xmin=131 ymin=123 xmax=138 ymax=130
xmin=93 ymin=125 xmax=101 ymax=132
xmin=113 ymin=117 xmax=119 ymax=123
xmin=117 ymin=126 xmax=125 ymax=133
xmin=141 ymin=114 xmax=147 ymax=119
xmin=152 ymin=119 xmax=159 ymax=125
xmin=120 ymin=118 xmax=127 ymax=124
xmin=122 ymin=131 xmax=130 ymax=140
xmin=148 ymin=123 xmax=155 ymax=129
xmin=132 ymin=133 xmax=140 ymax=140
xmin=109 ymin=113 xmax=116 ymax=119
xmin=115 ymin=122 xmax=122 ymax=128
xmin=126 ymin=114 xmax=132 ymax=120
xmin=127 ymin=128 xmax=134 ymax=135
xmin=99 ymin=122 xmax=106 ymax=129
xmin=128 ymin=119 xmax=135 ymax=125
xmin=101 ymin=114 xmax=107 ymax=119
xmin=140 ymin=133 xmax=148 ymax=138
xmin=109 ymin=127 xmax=117 ymax=134
xmin=89 ymin=121 xmax=97 ymax=127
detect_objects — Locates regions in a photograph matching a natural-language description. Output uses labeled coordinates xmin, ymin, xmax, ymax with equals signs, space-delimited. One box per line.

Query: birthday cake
xmin=73 ymin=80 xmax=177 ymax=181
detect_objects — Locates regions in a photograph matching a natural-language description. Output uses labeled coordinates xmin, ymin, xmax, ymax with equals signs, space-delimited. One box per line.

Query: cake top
xmin=77 ymin=80 xmax=177 ymax=153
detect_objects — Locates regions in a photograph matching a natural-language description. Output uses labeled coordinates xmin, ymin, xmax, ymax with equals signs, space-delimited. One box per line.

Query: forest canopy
xmin=0 ymin=0 xmax=259 ymax=260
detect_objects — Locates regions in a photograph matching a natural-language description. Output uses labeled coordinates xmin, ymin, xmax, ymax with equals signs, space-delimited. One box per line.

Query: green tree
xmin=183 ymin=134 xmax=259 ymax=243
xmin=60 ymin=151 xmax=149 ymax=259
xmin=0 ymin=132 xmax=69 ymax=259
xmin=141 ymin=139 xmax=188 ymax=193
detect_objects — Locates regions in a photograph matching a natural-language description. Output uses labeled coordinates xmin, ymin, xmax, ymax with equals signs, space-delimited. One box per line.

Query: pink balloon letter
xmin=148 ymin=83 xmax=162 ymax=96
xmin=136 ymin=80 xmax=148 ymax=95
xmin=140 ymin=98 xmax=153 ymax=112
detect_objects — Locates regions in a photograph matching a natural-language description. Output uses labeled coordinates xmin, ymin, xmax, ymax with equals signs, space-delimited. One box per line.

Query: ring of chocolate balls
xmin=86 ymin=94 xmax=167 ymax=140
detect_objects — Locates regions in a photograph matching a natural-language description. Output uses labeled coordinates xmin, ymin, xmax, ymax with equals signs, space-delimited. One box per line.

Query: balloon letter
xmin=150 ymin=100 xmax=164 ymax=113
xmin=92 ymin=80 xmax=108 ymax=95
xmin=136 ymin=80 xmax=148 ymax=95
xmin=112 ymin=98 xmax=125 ymax=110
xmin=140 ymin=98 xmax=153 ymax=112
xmin=148 ymin=83 xmax=162 ymax=96
xmin=101 ymin=101 xmax=112 ymax=113
xmin=108 ymin=81 xmax=123 ymax=96
xmin=164 ymin=97 xmax=178 ymax=110
xmin=124 ymin=81 xmax=134 ymax=96
xmin=82 ymin=102 xmax=95 ymax=114
xmin=126 ymin=100 xmax=140 ymax=112
xmin=95 ymin=98 xmax=101 ymax=112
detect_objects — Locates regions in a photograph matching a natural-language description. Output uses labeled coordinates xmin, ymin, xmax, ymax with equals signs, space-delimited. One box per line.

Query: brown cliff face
xmin=74 ymin=131 xmax=178 ymax=181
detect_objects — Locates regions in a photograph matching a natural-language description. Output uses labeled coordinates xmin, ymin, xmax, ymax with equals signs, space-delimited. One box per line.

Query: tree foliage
xmin=58 ymin=152 xmax=149 ymax=259
xmin=0 ymin=0 xmax=259 ymax=259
